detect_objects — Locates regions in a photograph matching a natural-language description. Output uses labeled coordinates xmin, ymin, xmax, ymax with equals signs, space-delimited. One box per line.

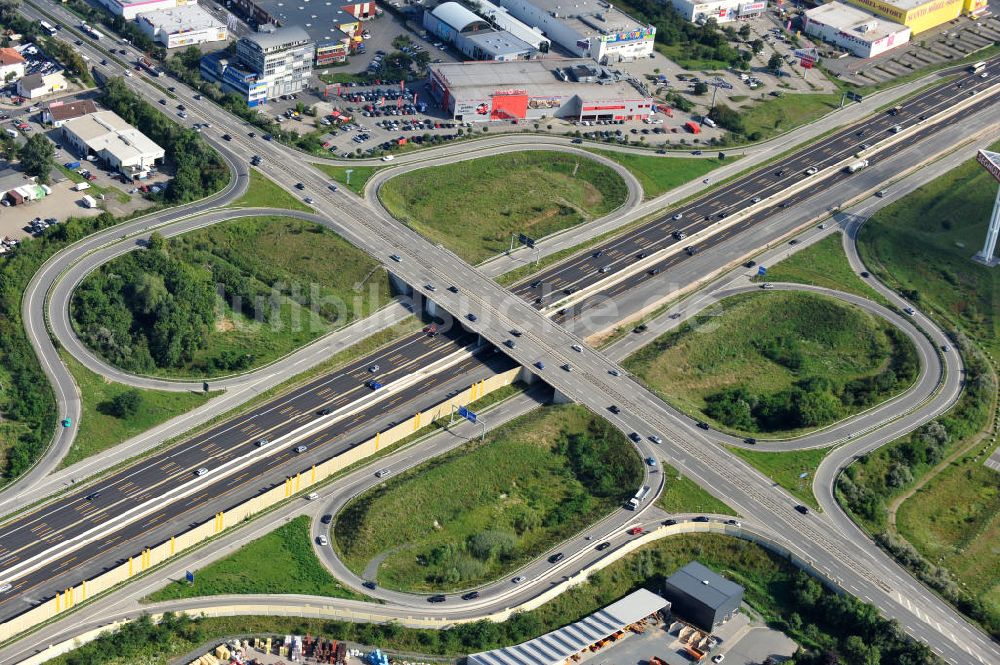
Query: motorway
xmin=5 ymin=5 xmax=1000 ymax=663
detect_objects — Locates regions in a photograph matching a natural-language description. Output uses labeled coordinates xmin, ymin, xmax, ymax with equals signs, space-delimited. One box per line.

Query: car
xmin=609 ymin=405 xmax=621 ymax=414
xmin=534 ymin=361 xmax=545 ymax=370
xmin=530 ymin=280 xmax=542 ymax=288
xmin=294 ymin=445 xmax=308 ymax=453
xmin=596 ymin=541 xmax=611 ymax=551
xmin=85 ymin=491 xmax=101 ymax=501
xmin=633 ymin=324 xmax=647 ymax=333
xmin=74 ymin=39 xmax=82 ymax=45
xmin=504 ymin=339 xmax=517 ymax=349
xmin=693 ymin=516 xmax=710 ymax=522
xmin=795 ymin=504 xmax=809 ymax=514
xmin=860 ymin=271 xmax=870 ymax=278
xmin=562 ymin=363 xmax=572 ymax=372
xmin=712 ymin=655 xmax=725 ymax=663
xmin=317 ymin=535 xmax=329 ymax=546
xmin=61 ymin=417 xmax=72 ymax=428
xmin=510 ymin=329 xmax=523 ymax=337
xmin=424 ymin=283 xmax=436 ymax=292
xmin=375 ymin=468 xmax=391 ymax=478
xmin=637 ymin=252 xmax=648 ymax=259
xmin=761 ymin=282 xmax=774 ymax=289
xmin=448 ymin=285 xmax=459 ymax=293
xmin=903 ymin=307 xmax=915 ymax=316
xmin=158 ymin=98 xmax=167 ymax=105
xmin=941 ymin=344 xmax=950 ymax=352
xmin=609 ymin=369 xmax=621 ymax=377
xmin=295 ymin=182 xmax=305 ymax=190
xmin=195 ymin=467 xmax=208 ymax=476
xmin=222 ymin=133 xmax=232 ymax=141
xmin=571 ymin=138 xmax=583 ymax=144
xmin=382 ymin=154 xmax=395 ymax=162
xmin=467 ymin=313 xmax=477 ymax=322
xmin=548 ymin=552 xmax=564 ymax=563
xmin=248 ymin=131 xmax=256 ymax=138
xmin=629 ymin=432 xmax=641 ymax=442
xmin=697 ymin=421 xmax=710 ymax=430
xmin=390 ymin=254 xmax=402 ymax=262
xmin=256 ymin=438 xmax=270 ymax=447
xmin=744 ymin=437 xmax=757 ymax=445
xmin=177 ymin=111 xmax=187 ymax=118
xmin=649 ymin=435 xmax=663 ymax=445
xmin=512 ymin=576 xmax=526 ymax=584
xmin=263 ymin=134 xmax=273 ymax=141
xmin=571 ymin=344 xmax=583 ymax=352
xmin=672 ymin=213 xmax=683 ymax=221
xmin=329 ymin=183 xmax=338 ymax=192
xmin=304 ymin=197 xmax=313 ymax=204
xmin=321 ymin=514 xmax=333 ymax=524
xmin=362 ymin=580 xmax=378 ymax=590
xmin=627 ymin=526 xmax=643 ymax=535
xmin=462 ymin=591 xmax=480 ymax=600
xmin=875 ymin=189 xmax=888 ymax=198
xmin=751 ymin=196 xmax=761 ymax=203
xmin=369 ymin=364 xmax=379 ymax=373
xmin=428 ymin=595 xmax=446 ymax=603
xmin=646 ymin=457 xmax=657 ymax=466
xmin=726 ymin=519 xmax=741 ymax=527
xmin=805 ymin=166 xmax=818 ymax=175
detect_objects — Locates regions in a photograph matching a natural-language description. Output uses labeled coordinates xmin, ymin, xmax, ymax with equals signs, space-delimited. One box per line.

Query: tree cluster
xmin=620 ymin=0 xmax=746 ymax=68
xmin=18 ymin=133 xmax=55 ymax=183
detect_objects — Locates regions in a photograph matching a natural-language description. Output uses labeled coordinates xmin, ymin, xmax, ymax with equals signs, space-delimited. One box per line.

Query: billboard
xmin=527 ymin=96 xmax=564 ymax=110
xmin=601 ymin=27 xmax=655 ymax=43
xmin=454 ymin=98 xmax=492 ymax=117
xmin=739 ymin=1 xmax=767 ymax=14
xmin=978 ymin=150 xmax=1000 ymax=184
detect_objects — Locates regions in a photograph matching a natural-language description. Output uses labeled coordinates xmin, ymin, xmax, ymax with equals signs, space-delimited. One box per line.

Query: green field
xmin=758 ymin=233 xmax=887 ymax=304
xmin=59 ymin=533 xmax=934 ymax=665
xmin=72 ymin=216 xmax=391 ymax=378
xmin=378 ymin=152 xmax=629 ymax=264
xmin=624 ymin=291 xmax=918 ymax=436
xmin=59 ymin=351 xmax=218 ymax=468
xmin=229 ymin=169 xmax=312 ymax=212
xmin=738 ymin=93 xmax=841 ymax=142
xmin=586 ymin=150 xmax=727 ymax=199
xmin=657 ymin=463 xmax=736 ymax=516
xmin=147 ymin=516 xmax=362 ymax=602
xmin=334 ymin=404 xmax=643 ymax=591
xmin=730 ymin=446 xmax=831 ymax=510
xmin=315 ymin=164 xmax=383 ymax=196
xmin=845 ymin=139 xmax=1000 ymax=636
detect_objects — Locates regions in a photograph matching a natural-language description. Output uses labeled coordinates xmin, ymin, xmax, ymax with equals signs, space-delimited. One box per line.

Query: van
xmin=4 ymin=128 xmax=16 ymax=139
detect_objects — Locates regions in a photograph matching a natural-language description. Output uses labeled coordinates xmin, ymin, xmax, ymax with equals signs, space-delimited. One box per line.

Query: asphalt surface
xmin=6 ymin=6 xmax=1000 ymax=663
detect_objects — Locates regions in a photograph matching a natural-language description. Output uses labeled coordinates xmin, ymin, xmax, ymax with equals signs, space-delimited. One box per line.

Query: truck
xmin=888 ymin=104 xmax=902 ymax=116
xmin=137 ymin=56 xmax=163 ymax=77
xmin=845 ymin=159 xmax=869 ymax=173
xmin=64 ymin=160 xmax=81 ymax=170
xmin=81 ymin=23 xmax=103 ymax=40
xmin=969 ymin=61 xmax=986 ymax=74
xmin=625 ymin=485 xmax=651 ymax=510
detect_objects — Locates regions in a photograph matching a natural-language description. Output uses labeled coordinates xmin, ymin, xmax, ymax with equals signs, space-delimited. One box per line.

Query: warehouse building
xmin=468 ymin=589 xmax=670 ymax=665
xmin=663 ymin=562 xmax=744 ymax=632
xmin=61 ymin=110 xmax=165 ymax=176
xmin=95 ymin=0 xmax=181 ymax=21
xmin=804 ymin=2 xmax=910 ymax=58
xmin=845 ymin=0 xmax=976 ymax=34
xmin=492 ymin=0 xmax=655 ymax=63
xmin=422 ymin=3 xmax=537 ymax=61
xmin=428 ymin=58 xmax=653 ymax=122
xmin=137 ymin=4 xmax=229 ymax=48
xmin=668 ymin=0 xmax=768 ymax=24
xmin=475 ymin=0 xmax=551 ymax=51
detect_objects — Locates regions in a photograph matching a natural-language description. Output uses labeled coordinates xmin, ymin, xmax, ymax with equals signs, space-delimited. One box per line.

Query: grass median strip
xmin=728 ymin=446 xmax=830 ymax=511
xmin=228 ymin=169 xmax=312 ymax=212
xmin=657 ymin=463 xmax=736 ymax=516
xmin=586 ymin=149 xmax=729 ymax=199
xmin=315 ymin=164 xmax=383 ymax=196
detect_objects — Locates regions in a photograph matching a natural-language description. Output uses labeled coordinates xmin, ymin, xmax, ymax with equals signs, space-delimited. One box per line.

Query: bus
xmin=969 ymin=61 xmax=987 ymax=74
xmin=625 ymin=485 xmax=651 ymax=510
xmin=39 ymin=20 xmax=57 ymax=35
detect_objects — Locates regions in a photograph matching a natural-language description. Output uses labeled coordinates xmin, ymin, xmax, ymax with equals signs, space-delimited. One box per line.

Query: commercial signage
xmin=528 ymin=96 xmax=563 ymax=110
xmin=601 ymin=27 xmax=655 ymax=43
xmin=493 ymin=88 xmax=527 ymax=96
xmin=739 ymin=1 xmax=767 ymax=15
xmin=454 ymin=98 xmax=491 ymax=116
xmin=978 ymin=150 xmax=1000 ymax=184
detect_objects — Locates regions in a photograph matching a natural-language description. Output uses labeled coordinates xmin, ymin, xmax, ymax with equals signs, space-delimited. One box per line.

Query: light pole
xmin=344 ymin=168 xmax=354 ymax=188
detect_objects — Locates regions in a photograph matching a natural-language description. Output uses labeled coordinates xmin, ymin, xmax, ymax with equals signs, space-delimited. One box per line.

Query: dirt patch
xmin=215 ymin=317 xmax=236 ymax=333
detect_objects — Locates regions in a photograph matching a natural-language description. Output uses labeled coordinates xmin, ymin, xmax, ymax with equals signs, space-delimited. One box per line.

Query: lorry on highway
xmin=80 ymin=22 xmax=103 ymax=40
xmin=625 ymin=485 xmax=651 ymax=510
xmin=845 ymin=159 xmax=869 ymax=173
xmin=137 ymin=56 xmax=163 ymax=77
xmin=969 ymin=61 xmax=986 ymax=74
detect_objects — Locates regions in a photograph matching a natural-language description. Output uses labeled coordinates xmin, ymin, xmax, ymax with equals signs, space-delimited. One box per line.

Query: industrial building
xmin=491 ymin=0 xmax=655 ymax=63
xmin=0 ymin=48 xmax=26 ymax=84
xmin=94 ymin=0 xmax=181 ymax=21
xmin=42 ymin=99 xmax=99 ymax=127
xmin=468 ymin=589 xmax=670 ymax=665
xmin=201 ymin=27 xmax=313 ymax=105
xmin=422 ymin=3 xmax=536 ymax=61
xmin=16 ymin=71 xmax=66 ymax=100
xmin=227 ymin=0 xmax=369 ymax=64
xmin=668 ymin=0 xmax=768 ymax=24
xmin=136 ymin=4 xmax=228 ymax=48
xmin=804 ymin=2 xmax=910 ymax=57
xmin=60 ymin=110 xmax=165 ymax=176
xmin=429 ymin=58 xmax=654 ymax=122
xmin=475 ymin=0 xmax=551 ymax=51
xmin=845 ymin=0 xmax=984 ymax=34
xmin=663 ymin=562 xmax=744 ymax=632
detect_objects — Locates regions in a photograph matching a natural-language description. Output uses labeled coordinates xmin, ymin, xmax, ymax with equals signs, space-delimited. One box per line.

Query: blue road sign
xmin=458 ymin=406 xmax=477 ymax=424
xmin=518 ymin=233 xmax=536 ymax=249
xmin=757 ymin=266 xmax=767 ymax=275
xmin=186 ymin=570 xmax=194 ymax=584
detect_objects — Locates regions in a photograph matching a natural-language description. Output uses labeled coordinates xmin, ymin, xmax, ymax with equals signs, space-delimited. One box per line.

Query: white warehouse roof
xmin=62 ymin=111 xmax=164 ymax=166
xmin=137 ymin=4 xmax=226 ymax=33
xmin=432 ymin=1 xmax=489 ymax=31
xmin=468 ymin=589 xmax=668 ymax=665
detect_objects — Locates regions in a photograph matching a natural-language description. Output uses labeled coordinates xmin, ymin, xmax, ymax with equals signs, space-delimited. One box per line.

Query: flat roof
xmin=476 ymin=0 xmax=550 ymax=46
xmin=860 ymin=0 xmax=941 ymax=11
xmin=137 ymin=3 xmax=226 ymax=31
xmin=463 ymin=30 xmax=535 ymax=55
xmin=251 ymin=0 xmax=358 ymax=46
xmin=522 ymin=0 xmax=647 ymax=37
xmin=62 ymin=111 xmax=164 ymax=162
xmin=665 ymin=562 xmax=743 ymax=611
xmin=806 ymin=1 xmax=908 ymax=40
xmin=468 ymin=589 xmax=669 ymax=665
xmin=431 ymin=58 xmax=648 ymax=102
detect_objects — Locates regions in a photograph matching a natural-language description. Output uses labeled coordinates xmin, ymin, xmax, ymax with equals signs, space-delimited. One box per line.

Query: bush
xmin=105 ymin=389 xmax=142 ymax=419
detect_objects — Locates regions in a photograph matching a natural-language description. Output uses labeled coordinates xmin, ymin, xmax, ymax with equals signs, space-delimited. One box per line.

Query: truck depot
xmin=428 ymin=59 xmax=654 ymax=123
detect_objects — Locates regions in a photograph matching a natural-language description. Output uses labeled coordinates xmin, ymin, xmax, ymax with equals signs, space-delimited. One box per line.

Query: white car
xmin=195 ymin=467 xmax=208 ymax=476
xmin=571 ymin=344 xmax=583 ymax=352
xmin=381 ymin=154 xmax=395 ymax=162
xmin=317 ymin=535 xmax=329 ymax=546
xmin=0 ymin=583 xmax=11 ymax=593
xmin=307 ymin=492 xmax=319 ymax=500
xmin=512 ymin=576 xmax=526 ymax=584
xmin=375 ymin=468 xmax=391 ymax=478
xmin=712 ymin=655 xmax=725 ymax=663
xmin=672 ymin=213 xmax=683 ymax=221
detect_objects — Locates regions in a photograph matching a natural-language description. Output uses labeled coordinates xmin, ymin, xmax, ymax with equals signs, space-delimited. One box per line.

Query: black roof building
xmin=663 ymin=561 xmax=744 ymax=631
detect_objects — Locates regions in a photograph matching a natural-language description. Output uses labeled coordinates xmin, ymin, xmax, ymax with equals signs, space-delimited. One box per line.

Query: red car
xmin=627 ymin=526 xmax=643 ymax=536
